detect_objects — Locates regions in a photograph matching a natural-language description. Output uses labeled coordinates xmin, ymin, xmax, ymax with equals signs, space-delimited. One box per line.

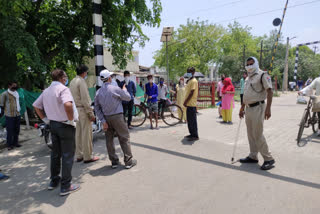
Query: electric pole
xmin=313 ymin=46 xmax=318 ymax=54
xmin=282 ymin=37 xmax=290 ymax=92
xmin=257 ymin=40 xmax=269 ymax=68
xmin=243 ymin=45 xmax=246 ymax=69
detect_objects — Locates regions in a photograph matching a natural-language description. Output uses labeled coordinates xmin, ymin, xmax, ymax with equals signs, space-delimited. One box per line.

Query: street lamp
xmin=160 ymin=27 xmax=173 ymax=87
xmin=282 ymin=36 xmax=297 ymax=92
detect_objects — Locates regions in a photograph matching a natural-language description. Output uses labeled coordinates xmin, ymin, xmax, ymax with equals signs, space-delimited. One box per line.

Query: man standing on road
xmin=95 ymin=69 xmax=137 ymax=169
xmin=70 ymin=65 xmax=99 ymax=164
xmin=119 ymin=70 xmax=136 ymax=129
xmin=33 ymin=69 xmax=80 ymax=196
xmin=0 ymin=81 xmax=22 ymax=150
xmin=240 ymin=72 xmax=247 ymax=105
xmin=158 ymin=77 xmax=169 ymax=116
xmin=145 ymin=75 xmax=159 ymax=129
xmin=184 ymin=67 xmax=199 ymax=141
xmin=239 ymin=57 xmax=275 ymax=171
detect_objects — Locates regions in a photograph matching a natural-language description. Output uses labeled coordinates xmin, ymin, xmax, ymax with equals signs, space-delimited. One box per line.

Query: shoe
xmin=188 ymin=137 xmax=199 ymax=141
xmin=184 ymin=135 xmax=192 ymax=139
xmin=128 ymin=125 xmax=133 ymax=129
xmin=220 ymin=121 xmax=227 ymax=124
xmin=7 ymin=146 xmax=14 ymax=151
xmin=111 ymin=161 xmax=120 ymax=169
xmin=84 ymin=157 xmax=99 ymax=164
xmin=261 ymin=160 xmax=275 ymax=170
xmin=15 ymin=144 xmax=22 ymax=148
xmin=76 ymin=158 xmax=83 ymax=162
xmin=48 ymin=179 xmax=60 ymax=190
xmin=239 ymin=157 xmax=259 ymax=163
xmin=60 ymin=184 xmax=80 ymax=196
xmin=227 ymin=121 xmax=233 ymax=125
xmin=125 ymin=159 xmax=137 ymax=169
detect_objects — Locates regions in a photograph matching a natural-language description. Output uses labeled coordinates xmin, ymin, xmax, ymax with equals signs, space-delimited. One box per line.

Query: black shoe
xmin=184 ymin=135 xmax=192 ymax=139
xmin=7 ymin=146 xmax=14 ymax=151
xmin=239 ymin=157 xmax=259 ymax=163
xmin=188 ymin=137 xmax=199 ymax=141
xmin=261 ymin=160 xmax=275 ymax=170
xmin=60 ymin=184 xmax=80 ymax=196
xmin=125 ymin=159 xmax=137 ymax=169
xmin=111 ymin=161 xmax=120 ymax=169
xmin=48 ymin=179 xmax=60 ymax=190
xmin=15 ymin=144 xmax=22 ymax=148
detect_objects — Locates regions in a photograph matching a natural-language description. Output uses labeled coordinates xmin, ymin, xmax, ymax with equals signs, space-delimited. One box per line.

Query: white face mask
xmin=125 ymin=77 xmax=130 ymax=84
xmin=245 ymin=65 xmax=255 ymax=73
xmin=148 ymin=79 xmax=153 ymax=83
xmin=180 ymin=80 xmax=184 ymax=85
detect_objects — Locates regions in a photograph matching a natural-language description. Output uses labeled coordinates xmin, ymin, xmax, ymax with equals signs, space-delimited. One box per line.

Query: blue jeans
xmin=50 ymin=121 xmax=75 ymax=190
xmin=5 ymin=116 xmax=21 ymax=147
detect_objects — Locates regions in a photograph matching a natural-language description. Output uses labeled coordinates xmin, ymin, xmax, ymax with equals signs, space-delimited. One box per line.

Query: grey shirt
xmin=94 ymin=82 xmax=131 ymax=123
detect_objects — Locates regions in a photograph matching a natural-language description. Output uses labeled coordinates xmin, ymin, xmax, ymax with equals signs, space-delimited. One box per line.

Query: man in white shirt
xmin=158 ymin=78 xmax=169 ymax=116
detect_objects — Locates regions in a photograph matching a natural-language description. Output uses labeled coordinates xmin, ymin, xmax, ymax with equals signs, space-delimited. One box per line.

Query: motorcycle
xmin=34 ymin=123 xmax=53 ymax=150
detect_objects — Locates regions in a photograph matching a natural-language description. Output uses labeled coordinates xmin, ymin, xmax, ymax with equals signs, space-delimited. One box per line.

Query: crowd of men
xmin=0 ymin=57 xmax=277 ymax=193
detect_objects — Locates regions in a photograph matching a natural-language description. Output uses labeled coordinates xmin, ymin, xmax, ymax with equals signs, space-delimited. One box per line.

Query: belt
xmin=248 ymin=100 xmax=265 ymax=108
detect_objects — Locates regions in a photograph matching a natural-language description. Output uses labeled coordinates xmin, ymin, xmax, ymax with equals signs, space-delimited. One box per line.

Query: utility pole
xmin=313 ymin=46 xmax=318 ymax=54
xmin=243 ymin=45 xmax=246 ymax=69
xmin=282 ymin=37 xmax=290 ymax=92
xmin=166 ymin=35 xmax=169 ymax=86
xmin=257 ymin=40 xmax=269 ymax=68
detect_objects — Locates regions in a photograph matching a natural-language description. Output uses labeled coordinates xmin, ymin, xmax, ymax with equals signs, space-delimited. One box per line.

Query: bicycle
xmin=125 ymin=98 xmax=183 ymax=127
xmin=297 ymin=95 xmax=319 ymax=146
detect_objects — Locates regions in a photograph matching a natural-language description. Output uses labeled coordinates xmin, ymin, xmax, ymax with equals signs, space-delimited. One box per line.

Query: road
xmin=0 ymin=92 xmax=319 ymax=214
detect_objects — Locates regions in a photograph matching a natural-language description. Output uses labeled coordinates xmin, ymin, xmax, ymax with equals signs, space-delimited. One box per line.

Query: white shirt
xmin=158 ymin=84 xmax=168 ymax=100
xmin=301 ymin=77 xmax=320 ymax=96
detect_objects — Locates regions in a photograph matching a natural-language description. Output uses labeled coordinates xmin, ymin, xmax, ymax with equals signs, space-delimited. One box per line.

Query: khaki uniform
xmin=70 ymin=76 xmax=94 ymax=161
xmin=243 ymin=70 xmax=273 ymax=161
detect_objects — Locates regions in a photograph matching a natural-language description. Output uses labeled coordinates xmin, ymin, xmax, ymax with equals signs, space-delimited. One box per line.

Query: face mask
xmin=180 ymin=80 xmax=184 ymax=85
xmin=84 ymin=75 xmax=88 ymax=80
xmin=125 ymin=77 xmax=130 ymax=83
xmin=148 ymin=79 xmax=153 ymax=83
xmin=186 ymin=73 xmax=192 ymax=78
xmin=160 ymin=81 xmax=163 ymax=85
xmin=245 ymin=65 xmax=255 ymax=73
xmin=65 ymin=79 xmax=69 ymax=86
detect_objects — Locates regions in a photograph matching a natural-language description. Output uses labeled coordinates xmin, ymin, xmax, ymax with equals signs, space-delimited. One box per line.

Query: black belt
xmin=248 ymin=100 xmax=265 ymax=108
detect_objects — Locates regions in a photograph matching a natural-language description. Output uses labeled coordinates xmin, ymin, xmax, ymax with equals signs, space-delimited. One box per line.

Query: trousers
xmin=75 ymin=108 xmax=93 ymax=161
xmin=105 ymin=114 xmax=133 ymax=164
xmin=123 ymin=100 xmax=134 ymax=126
xmin=5 ymin=116 xmax=20 ymax=147
xmin=50 ymin=121 xmax=75 ymax=190
xmin=245 ymin=103 xmax=273 ymax=161
xmin=187 ymin=107 xmax=198 ymax=138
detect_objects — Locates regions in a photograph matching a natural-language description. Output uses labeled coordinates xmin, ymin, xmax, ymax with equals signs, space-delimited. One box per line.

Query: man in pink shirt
xmin=33 ymin=69 xmax=80 ymax=196
xmin=216 ymin=75 xmax=225 ymax=118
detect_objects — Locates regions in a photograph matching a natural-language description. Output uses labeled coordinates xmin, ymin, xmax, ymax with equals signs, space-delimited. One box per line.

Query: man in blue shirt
xmin=145 ymin=75 xmax=159 ymax=129
xmin=119 ymin=71 xmax=136 ymax=129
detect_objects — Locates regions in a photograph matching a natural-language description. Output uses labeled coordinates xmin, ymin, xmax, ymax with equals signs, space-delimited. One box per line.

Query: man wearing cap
xmin=239 ymin=57 xmax=275 ymax=170
xmin=95 ymin=69 xmax=137 ymax=169
xmin=33 ymin=69 xmax=80 ymax=196
xmin=69 ymin=65 xmax=99 ymax=163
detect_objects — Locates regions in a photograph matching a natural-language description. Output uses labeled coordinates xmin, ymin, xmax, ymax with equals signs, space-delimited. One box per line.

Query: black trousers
xmin=187 ymin=107 xmax=198 ymax=138
xmin=123 ymin=100 xmax=134 ymax=126
xmin=240 ymin=94 xmax=244 ymax=106
xmin=158 ymin=99 xmax=166 ymax=115
xmin=50 ymin=121 xmax=75 ymax=190
xmin=318 ymin=112 xmax=320 ymax=129
xmin=5 ymin=116 xmax=20 ymax=147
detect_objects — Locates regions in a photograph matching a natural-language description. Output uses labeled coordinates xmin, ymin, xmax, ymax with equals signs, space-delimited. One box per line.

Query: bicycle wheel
xmin=130 ymin=104 xmax=147 ymax=127
xmin=162 ymin=104 xmax=183 ymax=126
xmin=297 ymin=109 xmax=308 ymax=147
xmin=312 ymin=112 xmax=318 ymax=133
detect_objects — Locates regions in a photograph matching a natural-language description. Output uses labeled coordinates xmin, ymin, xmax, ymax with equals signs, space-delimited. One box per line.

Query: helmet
xmin=100 ymin=69 xmax=113 ymax=81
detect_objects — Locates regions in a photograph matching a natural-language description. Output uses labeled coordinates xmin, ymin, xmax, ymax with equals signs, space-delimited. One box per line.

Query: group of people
xmin=1 ymin=56 xmax=276 ymax=191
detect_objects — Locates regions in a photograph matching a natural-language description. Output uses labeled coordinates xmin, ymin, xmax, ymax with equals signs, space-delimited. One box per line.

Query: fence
xmin=197 ymin=82 xmax=215 ymax=109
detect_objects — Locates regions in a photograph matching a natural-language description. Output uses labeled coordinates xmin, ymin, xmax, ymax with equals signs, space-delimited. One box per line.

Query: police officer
xmin=239 ymin=57 xmax=275 ymax=170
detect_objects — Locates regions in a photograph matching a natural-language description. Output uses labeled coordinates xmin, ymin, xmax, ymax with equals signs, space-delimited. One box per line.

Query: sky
xmin=134 ymin=0 xmax=320 ymax=67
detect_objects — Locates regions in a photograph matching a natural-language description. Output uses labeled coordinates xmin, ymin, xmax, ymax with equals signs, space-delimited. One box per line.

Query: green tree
xmin=0 ymin=0 xmax=162 ymax=89
xmin=153 ymin=19 xmax=224 ymax=80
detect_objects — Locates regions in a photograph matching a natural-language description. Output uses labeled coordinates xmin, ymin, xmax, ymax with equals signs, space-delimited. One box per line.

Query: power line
xmin=214 ymin=0 xmax=320 ymax=24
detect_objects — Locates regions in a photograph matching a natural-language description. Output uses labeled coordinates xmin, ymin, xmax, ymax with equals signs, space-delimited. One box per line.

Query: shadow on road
xmin=131 ymin=142 xmax=320 ymax=190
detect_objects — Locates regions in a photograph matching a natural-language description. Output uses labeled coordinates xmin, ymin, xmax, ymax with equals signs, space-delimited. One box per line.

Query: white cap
xmin=100 ymin=69 xmax=113 ymax=81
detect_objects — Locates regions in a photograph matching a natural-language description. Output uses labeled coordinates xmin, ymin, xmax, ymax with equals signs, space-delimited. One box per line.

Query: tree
xmin=153 ymin=19 xmax=224 ymax=80
xmin=0 ymin=0 xmax=162 ymax=89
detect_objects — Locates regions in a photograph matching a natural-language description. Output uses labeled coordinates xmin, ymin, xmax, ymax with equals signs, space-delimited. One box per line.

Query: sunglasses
xmin=246 ymin=62 xmax=254 ymax=66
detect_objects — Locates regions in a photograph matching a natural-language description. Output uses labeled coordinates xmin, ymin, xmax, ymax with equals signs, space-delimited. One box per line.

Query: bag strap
xmin=250 ymin=72 xmax=265 ymax=93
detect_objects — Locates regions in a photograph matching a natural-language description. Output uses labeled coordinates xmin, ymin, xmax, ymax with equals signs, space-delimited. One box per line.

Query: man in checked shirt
xmin=95 ymin=69 xmax=137 ymax=169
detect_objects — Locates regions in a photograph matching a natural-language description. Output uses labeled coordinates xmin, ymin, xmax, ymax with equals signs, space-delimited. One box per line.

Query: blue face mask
xmin=186 ymin=73 xmax=192 ymax=78
xmin=65 ymin=79 xmax=69 ymax=86
xmin=84 ymin=75 xmax=88 ymax=80
xmin=160 ymin=81 xmax=163 ymax=85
